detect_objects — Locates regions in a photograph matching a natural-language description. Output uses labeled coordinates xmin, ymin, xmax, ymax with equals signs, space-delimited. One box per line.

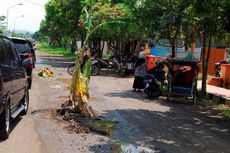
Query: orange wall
xmin=199 ymin=48 xmax=226 ymax=75
xmin=221 ymin=64 xmax=230 ymax=89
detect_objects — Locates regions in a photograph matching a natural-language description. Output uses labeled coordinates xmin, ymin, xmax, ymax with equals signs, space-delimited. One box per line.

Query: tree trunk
xmin=99 ymin=39 xmax=102 ymax=57
xmin=131 ymin=40 xmax=136 ymax=54
xmin=71 ymin=38 xmax=77 ymax=53
xmin=206 ymin=33 xmax=212 ymax=72
xmin=101 ymin=41 xmax=105 ymax=55
xmin=108 ymin=41 xmax=116 ymax=54
xmin=63 ymin=37 xmax=68 ymax=50
xmin=171 ymin=40 xmax=176 ymax=57
xmin=201 ymin=34 xmax=207 ymax=95
xmin=135 ymin=33 xmax=144 ymax=53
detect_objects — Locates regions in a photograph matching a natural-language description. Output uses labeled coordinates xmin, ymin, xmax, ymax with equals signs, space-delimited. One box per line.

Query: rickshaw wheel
xmin=147 ymin=91 xmax=153 ymax=99
xmin=167 ymin=94 xmax=170 ymax=102
xmin=192 ymin=89 xmax=197 ymax=104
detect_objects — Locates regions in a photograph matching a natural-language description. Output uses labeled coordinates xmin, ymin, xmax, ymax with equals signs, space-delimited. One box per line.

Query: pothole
xmin=112 ymin=142 xmax=158 ymax=153
xmin=89 ymin=96 xmax=99 ymax=101
xmin=30 ymin=108 xmax=55 ymax=119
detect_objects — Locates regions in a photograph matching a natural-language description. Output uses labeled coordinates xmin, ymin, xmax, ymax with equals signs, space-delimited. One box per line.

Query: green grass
xmin=198 ymin=73 xmax=214 ymax=80
xmin=37 ymin=43 xmax=76 ymax=61
xmin=216 ymin=105 xmax=230 ymax=121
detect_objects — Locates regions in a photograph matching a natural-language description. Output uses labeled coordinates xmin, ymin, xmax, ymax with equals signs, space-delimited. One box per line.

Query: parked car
xmin=10 ymin=37 xmax=33 ymax=89
xmin=0 ymin=35 xmax=30 ymax=139
xmin=26 ymin=39 xmax=36 ymax=68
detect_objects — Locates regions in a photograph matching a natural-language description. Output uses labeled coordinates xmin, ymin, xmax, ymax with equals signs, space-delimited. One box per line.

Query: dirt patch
xmin=32 ymin=107 xmax=117 ymax=136
xmin=57 ymin=109 xmax=117 ymax=136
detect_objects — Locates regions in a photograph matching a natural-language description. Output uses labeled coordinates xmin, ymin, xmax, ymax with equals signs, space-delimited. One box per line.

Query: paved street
xmin=0 ymin=51 xmax=229 ymax=153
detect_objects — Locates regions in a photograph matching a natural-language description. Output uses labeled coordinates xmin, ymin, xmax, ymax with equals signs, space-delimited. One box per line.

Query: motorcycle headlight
xmin=145 ymin=83 xmax=149 ymax=88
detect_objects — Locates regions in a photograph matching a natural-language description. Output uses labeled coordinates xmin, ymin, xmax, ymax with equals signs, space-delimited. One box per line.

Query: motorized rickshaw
xmin=166 ymin=58 xmax=199 ymax=103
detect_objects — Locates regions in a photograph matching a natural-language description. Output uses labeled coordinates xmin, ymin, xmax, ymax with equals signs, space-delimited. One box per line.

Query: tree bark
xmin=71 ymin=38 xmax=77 ymax=53
xmin=206 ymin=33 xmax=212 ymax=72
xmin=135 ymin=33 xmax=144 ymax=53
xmin=63 ymin=37 xmax=68 ymax=50
xmin=201 ymin=34 xmax=207 ymax=95
xmin=171 ymin=40 xmax=176 ymax=57
xmin=101 ymin=41 xmax=105 ymax=55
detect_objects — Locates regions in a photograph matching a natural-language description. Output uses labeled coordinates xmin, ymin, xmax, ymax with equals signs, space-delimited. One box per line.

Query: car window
xmin=10 ymin=43 xmax=21 ymax=66
xmin=27 ymin=41 xmax=33 ymax=48
xmin=4 ymin=40 xmax=19 ymax=66
xmin=14 ymin=43 xmax=30 ymax=54
xmin=0 ymin=39 xmax=7 ymax=65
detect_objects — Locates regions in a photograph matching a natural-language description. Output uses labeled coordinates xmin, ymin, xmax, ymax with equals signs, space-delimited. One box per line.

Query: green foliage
xmin=39 ymin=0 xmax=230 ymax=59
xmin=219 ymin=109 xmax=230 ymax=121
xmin=40 ymin=0 xmax=82 ymax=46
xmin=38 ymin=43 xmax=76 ymax=60
xmin=0 ymin=16 xmax=6 ymax=34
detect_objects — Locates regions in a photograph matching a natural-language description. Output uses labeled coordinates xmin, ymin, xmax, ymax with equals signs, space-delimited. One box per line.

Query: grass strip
xmin=37 ymin=43 xmax=76 ymax=60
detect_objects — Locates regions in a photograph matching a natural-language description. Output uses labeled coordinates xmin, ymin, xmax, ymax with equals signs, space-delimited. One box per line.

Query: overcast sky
xmin=0 ymin=0 xmax=49 ymax=32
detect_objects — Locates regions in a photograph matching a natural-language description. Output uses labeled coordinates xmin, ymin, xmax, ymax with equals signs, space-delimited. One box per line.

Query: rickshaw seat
xmin=171 ymin=86 xmax=193 ymax=95
xmin=171 ymin=68 xmax=195 ymax=88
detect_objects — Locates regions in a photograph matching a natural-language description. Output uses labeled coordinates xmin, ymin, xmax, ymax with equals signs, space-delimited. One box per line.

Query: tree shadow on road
xmin=93 ymin=107 xmax=230 ymax=153
xmin=105 ymin=89 xmax=148 ymax=101
xmin=37 ymin=55 xmax=73 ymax=68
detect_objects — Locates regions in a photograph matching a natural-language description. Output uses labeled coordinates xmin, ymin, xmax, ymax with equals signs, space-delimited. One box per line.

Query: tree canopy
xmin=0 ymin=16 xmax=6 ymax=34
xmin=37 ymin=0 xmax=230 ymax=94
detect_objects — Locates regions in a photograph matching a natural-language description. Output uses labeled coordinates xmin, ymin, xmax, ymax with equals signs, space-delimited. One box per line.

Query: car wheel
xmin=28 ymin=77 xmax=32 ymax=89
xmin=0 ymin=103 xmax=10 ymax=140
xmin=20 ymin=89 xmax=29 ymax=115
xmin=91 ymin=65 xmax=99 ymax=76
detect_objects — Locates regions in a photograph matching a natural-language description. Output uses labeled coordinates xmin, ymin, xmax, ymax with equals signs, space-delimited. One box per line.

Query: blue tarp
xmin=150 ymin=45 xmax=171 ymax=57
xmin=150 ymin=45 xmax=200 ymax=59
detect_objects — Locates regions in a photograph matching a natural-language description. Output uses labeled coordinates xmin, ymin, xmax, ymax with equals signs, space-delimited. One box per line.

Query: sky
xmin=0 ymin=0 xmax=49 ymax=32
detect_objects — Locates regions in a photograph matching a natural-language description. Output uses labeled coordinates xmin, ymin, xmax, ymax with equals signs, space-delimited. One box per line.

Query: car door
xmin=10 ymin=43 xmax=26 ymax=101
xmin=4 ymin=40 xmax=20 ymax=107
xmin=0 ymin=39 xmax=12 ymax=100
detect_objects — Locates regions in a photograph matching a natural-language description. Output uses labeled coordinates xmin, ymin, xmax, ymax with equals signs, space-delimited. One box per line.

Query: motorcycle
xmin=97 ymin=57 xmax=119 ymax=70
xmin=215 ymin=60 xmax=227 ymax=77
xmin=67 ymin=59 xmax=99 ymax=76
xmin=144 ymin=74 xmax=162 ymax=98
xmin=215 ymin=63 xmax=221 ymax=77
xmin=67 ymin=57 xmax=119 ymax=76
xmin=121 ymin=56 xmax=135 ymax=76
xmin=143 ymin=60 xmax=167 ymax=98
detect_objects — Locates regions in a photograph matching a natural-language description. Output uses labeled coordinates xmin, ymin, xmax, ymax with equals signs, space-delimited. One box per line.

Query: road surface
xmin=0 ymin=51 xmax=229 ymax=153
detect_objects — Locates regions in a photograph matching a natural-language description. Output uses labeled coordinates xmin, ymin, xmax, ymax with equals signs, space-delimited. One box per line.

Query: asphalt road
xmin=0 ymin=51 xmax=229 ymax=153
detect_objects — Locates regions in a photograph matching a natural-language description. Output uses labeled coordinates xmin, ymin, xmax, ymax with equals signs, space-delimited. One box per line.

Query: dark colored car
xmin=0 ymin=35 xmax=30 ymax=139
xmin=26 ymin=39 xmax=36 ymax=68
xmin=10 ymin=37 xmax=33 ymax=89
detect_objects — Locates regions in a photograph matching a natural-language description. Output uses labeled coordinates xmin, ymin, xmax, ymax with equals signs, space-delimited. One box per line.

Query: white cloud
xmin=0 ymin=0 xmax=49 ymax=32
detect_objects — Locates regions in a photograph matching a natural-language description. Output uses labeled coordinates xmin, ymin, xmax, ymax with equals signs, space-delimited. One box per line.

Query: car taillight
xmin=26 ymin=53 xmax=33 ymax=59
xmin=25 ymin=53 xmax=33 ymax=69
